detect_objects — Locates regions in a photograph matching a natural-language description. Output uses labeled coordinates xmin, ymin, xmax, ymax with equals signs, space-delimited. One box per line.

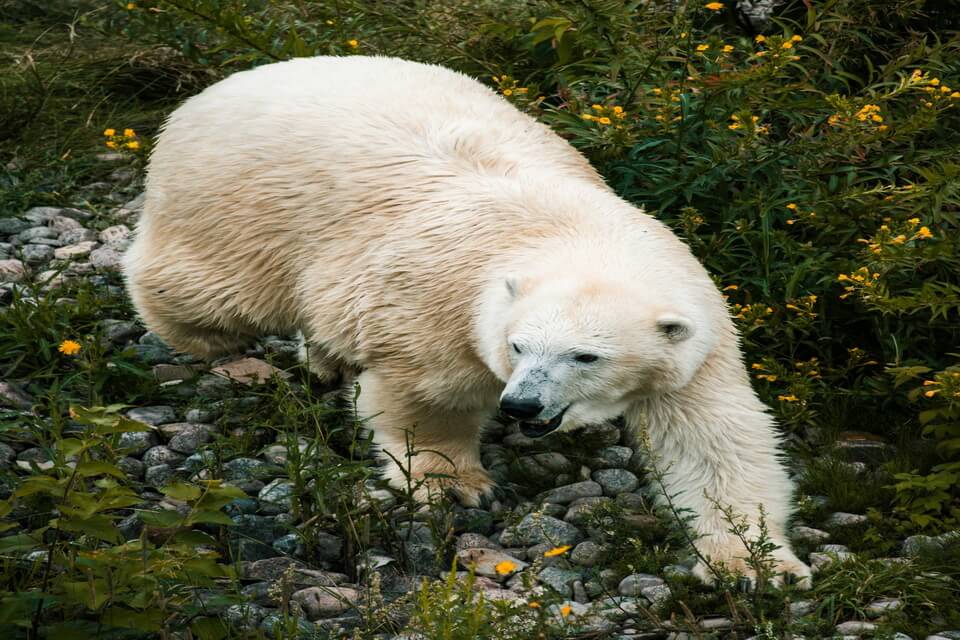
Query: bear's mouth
xmin=519 ymin=405 xmax=569 ymax=438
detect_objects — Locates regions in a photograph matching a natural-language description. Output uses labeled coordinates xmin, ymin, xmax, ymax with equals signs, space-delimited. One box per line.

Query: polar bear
xmin=123 ymin=56 xmax=811 ymax=587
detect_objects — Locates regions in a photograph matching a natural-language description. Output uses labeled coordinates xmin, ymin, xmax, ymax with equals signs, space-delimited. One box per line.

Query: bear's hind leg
xmin=356 ymin=370 xmax=494 ymax=507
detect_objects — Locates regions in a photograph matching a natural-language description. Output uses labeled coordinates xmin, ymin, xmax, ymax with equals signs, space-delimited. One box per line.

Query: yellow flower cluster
xmin=785 ymin=294 xmax=818 ymax=319
xmin=103 ymin=127 xmax=140 ymax=151
xmin=727 ymin=113 xmax=769 ymax=134
xmin=581 ymin=103 xmax=626 ymax=126
xmin=922 ymin=371 xmax=960 ymax=398
xmin=730 ymin=302 xmax=774 ymax=325
xmin=492 ymin=75 xmax=536 ymax=103
xmin=908 ymin=69 xmax=960 ymax=110
xmin=650 ymin=87 xmax=683 ymax=125
xmin=784 ymin=202 xmax=817 ymax=226
xmin=753 ymin=34 xmax=802 ymax=62
xmin=837 ymin=267 xmax=880 ymax=300
xmin=856 ymin=218 xmax=935 ymax=255
xmin=829 ymin=103 xmax=887 ymax=132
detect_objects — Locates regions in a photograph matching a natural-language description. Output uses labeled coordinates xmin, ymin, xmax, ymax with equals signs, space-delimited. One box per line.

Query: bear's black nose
xmin=500 ymin=396 xmax=544 ymax=420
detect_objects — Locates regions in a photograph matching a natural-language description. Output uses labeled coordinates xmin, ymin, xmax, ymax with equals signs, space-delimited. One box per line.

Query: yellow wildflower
xmin=704 ymin=2 xmax=725 ymax=9
xmin=756 ymin=51 xmax=767 ymax=57
xmin=347 ymin=39 xmax=359 ymax=48
xmin=755 ymin=34 xmax=766 ymax=43
xmin=495 ymin=560 xmax=517 ymax=575
xmin=781 ymin=41 xmax=794 ymax=49
xmin=652 ymin=87 xmax=663 ymax=95
xmin=696 ymin=44 xmax=710 ymax=52
xmin=103 ymin=128 xmax=115 ymax=137
xmin=786 ymin=203 xmax=798 ymax=210
xmin=723 ymin=284 xmax=739 ymax=291
xmin=777 ymin=394 xmax=799 ymax=402
xmin=612 ymin=106 xmax=624 ymax=114
xmin=756 ymin=374 xmax=778 ymax=382
xmin=751 ymin=363 xmax=764 ymax=370
xmin=126 ymin=2 xmax=135 ymax=8
xmin=544 ymin=545 xmax=572 ymax=557
xmin=786 ymin=219 xmax=796 ymax=225
xmin=914 ymin=226 xmax=933 ymax=240
xmin=791 ymin=35 xmax=803 ymax=42
xmin=581 ymin=114 xmax=594 ymax=121
xmin=560 ymin=605 xmax=572 ymax=617
xmin=930 ymin=77 xmax=940 ymax=86
xmin=126 ymin=140 xmax=140 ymax=150
xmin=503 ymin=89 xmax=513 ymax=96
xmin=598 ymin=116 xmax=612 ymax=125
xmin=105 ymin=140 xmax=118 ymax=149
xmin=722 ymin=45 xmax=734 ymax=53
xmin=528 ymin=601 xmax=541 ymax=609
xmin=592 ymin=104 xmax=604 ymax=111
xmin=58 ymin=340 xmax=82 ymax=356
xmin=925 ymin=389 xmax=940 ymax=397
xmin=907 ymin=217 xmax=920 ymax=226
xmin=951 ymin=92 xmax=960 ymax=99
xmin=123 ymin=128 xmax=136 ymax=137
xmin=728 ymin=123 xmax=741 ymax=130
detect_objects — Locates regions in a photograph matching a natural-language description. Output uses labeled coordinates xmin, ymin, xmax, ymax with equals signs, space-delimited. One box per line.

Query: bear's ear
xmin=656 ymin=314 xmax=694 ymax=342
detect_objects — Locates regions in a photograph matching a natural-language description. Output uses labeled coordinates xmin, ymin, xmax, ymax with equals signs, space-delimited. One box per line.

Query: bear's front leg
xmin=355 ymin=370 xmax=496 ymax=507
xmin=627 ymin=354 xmax=812 ymax=590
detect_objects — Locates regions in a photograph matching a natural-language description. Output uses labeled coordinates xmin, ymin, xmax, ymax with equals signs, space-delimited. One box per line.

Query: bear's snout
xmin=499 ymin=396 xmax=544 ymax=420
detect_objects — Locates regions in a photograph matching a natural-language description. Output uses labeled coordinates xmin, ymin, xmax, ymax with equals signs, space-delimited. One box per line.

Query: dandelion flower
xmin=544 ymin=545 xmax=572 ymax=557
xmin=347 ymin=39 xmax=359 ymax=48
xmin=103 ymin=128 xmax=116 ymax=137
xmin=560 ymin=604 xmax=572 ymax=617
xmin=704 ymin=2 xmax=725 ymax=9
xmin=59 ymin=340 xmax=82 ymax=355
xmin=495 ymin=560 xmax=517 ymax=575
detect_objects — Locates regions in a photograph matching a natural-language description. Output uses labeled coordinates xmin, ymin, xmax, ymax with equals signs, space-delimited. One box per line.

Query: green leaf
xmin=137 ymin=509 xmax=183 ymax=528
xmin=75 ymin=460 xmax=125 ymax=478
xmin=186 ymin=510 xmax=235 ymax=527
xmin=191 ymin=616 xmax=228 ymax=640
xmin=161 ymin=482 xmax=202 ymax=502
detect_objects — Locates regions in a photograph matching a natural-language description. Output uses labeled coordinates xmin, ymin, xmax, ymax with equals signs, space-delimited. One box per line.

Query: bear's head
xmin=479 ymin=273 xmax=718 ymax=438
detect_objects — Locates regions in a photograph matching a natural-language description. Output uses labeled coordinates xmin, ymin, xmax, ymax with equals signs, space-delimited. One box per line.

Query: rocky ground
xmin=1 ymin=157 xmax=959 ymax=639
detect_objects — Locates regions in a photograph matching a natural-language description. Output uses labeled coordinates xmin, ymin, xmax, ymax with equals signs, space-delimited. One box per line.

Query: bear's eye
xmin=574 ymin=353 xmax=599 ymax=363
xmin=512 ymin=342 xmax=522 ymax=354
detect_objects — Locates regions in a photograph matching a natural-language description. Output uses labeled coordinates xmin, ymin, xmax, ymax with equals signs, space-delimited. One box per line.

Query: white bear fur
xmin=124 ymin=55 xmax=810 ymax=586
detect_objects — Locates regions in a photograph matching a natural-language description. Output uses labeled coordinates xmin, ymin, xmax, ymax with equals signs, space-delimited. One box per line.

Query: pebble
xmin=865 ymin=597 xmax=902 ymax=617
xmin=127 ymin=405 xmax=177 ymax=425
xmin=790 ymin=600 xmax=817 ymax=617
xmin=809 ymin=551 xmax=855 ymax=572
xmin=258 ymin=479 xmax=294 ymax=513
xmin=455 ymin=532 xmax=500 ymax=552
xmin=21 ymin=244 xmax=54 ymax=265
xmin=118 ymin=430 xmax=159 ymax=455
xmin=835 ymin=621 xmax=877 ymax=635
xmin=54 ymin=241 xmax=98 ymax=260
xmin=498 ymin=513 xmax=583 ymax=547
xmin=571 ymin=540 xmax=603 ymax=567
xmin=902 ymin=531 xmax=960 ymax=556
xmin=291 ymin=586 xmax=359 ymax=620
xmin=792 ymin=525 xmax=831 ymax=543
xmin=0 ymin=259 xmax=26 ymax=283
xmin=537 ymin=567 xmax=582 ymax=597
xmin=539 ymin=480 xmax=603 ymax=504
xmin=223 ymin=457 xmax=277 ymax=481
xmin=0 ymin=218 xmax=30 ymax=235
xmin=99 ymin=224 xmax=130 ymax=244
xmin=592 ymin=468 xmax=640 ymax=496
xmin=563 ymin=496 xmax=613 ymax=525
xmin=618 ymin=573 xmax=665 ymax=597
xmin=927 ymin=633 xmax=960 ymax=640
xmin=142 ymin=445 xmax=186 ymax=467
xmin=89 ymin=246 xmax=124 ymax=270
xmin=641 ymin=583 xmax=672 ymax=605
xmin=145 ymin=463 xmax=175 ymax=486
xmin=18 ymin=227 xmax=58 ymax=243
xmin=825 ymin=512 xmax=868 ymax=527
xmin=59 ymin=228 xmax=98 ymax=244
xmin=0 ymin=380 xmax=35 ymax=409
xmin=456 ymin=547 xmax=527 ymax=579
xmin=165 ymin=423 xmax=214 ymax=454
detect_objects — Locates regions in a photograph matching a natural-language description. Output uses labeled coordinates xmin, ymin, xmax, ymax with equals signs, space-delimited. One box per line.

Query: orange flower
xmin=58 ymin=340 xmax=82 ymax=355
xmin=704 ymin=2 xmax=725 ymax=9
xmin=543 ymin=545 xmax=572 ymax=557
xmin=495 ymin=560 xmax=517 ymax=575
